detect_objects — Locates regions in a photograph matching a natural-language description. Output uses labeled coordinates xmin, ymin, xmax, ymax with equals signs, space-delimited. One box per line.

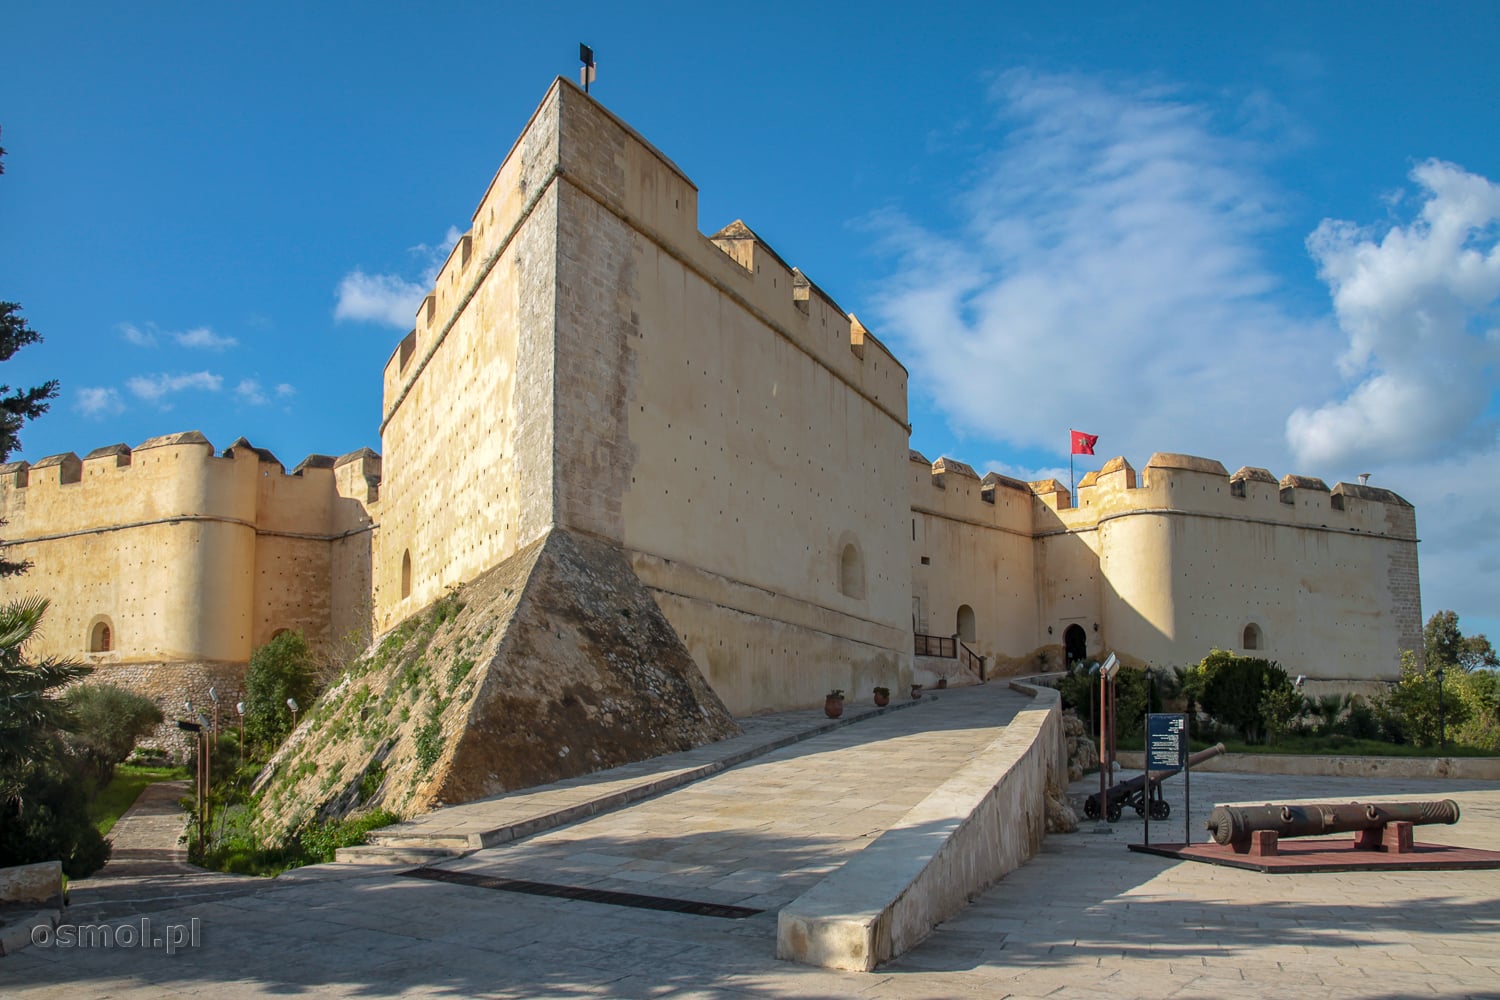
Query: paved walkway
xmin=61 ymin=780 xmax=267 ymax=926
xmin=86 ymin=780 xmax=195 ymax=879
xmin=432 ymin=685 xmax=1029 ymax=912
xmin=4 ymin=692 xmax=1497 ymax=999
xmin=885 ymin=770 xmax=1500 ymax=998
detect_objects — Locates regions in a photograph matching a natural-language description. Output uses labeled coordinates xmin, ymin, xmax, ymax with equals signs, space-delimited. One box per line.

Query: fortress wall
xmin=374 ymin=86 xmax=564 ymax=632
xmin=1033 ymin=526 xmax=1104 ymax=661
xmin=0 ymin=438 xmax=259 ymax=664
xmin=1 ymin=434 xmax=379 ymax=686
xmin=909 ymin=457 xmax=1039 ymax=667
xmin=1067 ymin=455 xmax=1420 ymax=676
xmin=544 ymin=80 xmax=911 ymax=712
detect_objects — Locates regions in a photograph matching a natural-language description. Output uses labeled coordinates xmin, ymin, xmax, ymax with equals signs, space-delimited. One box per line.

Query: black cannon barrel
xmin=1108 ymin=741 xmax=1228 ymax=797
xmin=1204 ymin=799 xmax=1461 ymax=847
xmin=1087 ymin=743 xmax=1227 ymax=815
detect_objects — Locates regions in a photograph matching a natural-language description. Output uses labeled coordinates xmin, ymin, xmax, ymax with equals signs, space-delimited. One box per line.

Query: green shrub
xmin=1191 ymin=649 xmax=1293 ymax=744
xmin=244 ymin=630 xmax=319 ymax=749
xmin=1342 ymin=697 xmax=1382 ymax=740
xmin=414 ymin=720 xmax=444 ymax=774
xmin=61 ymin=683 xmax=164 ymax=787
xmin=297 ymin=809 xmax=399 ymax=864
xmin=0 ymin=752 xmax=110 ymax=877
xmin=1379 ymin=650 xmax=1472 ymax=746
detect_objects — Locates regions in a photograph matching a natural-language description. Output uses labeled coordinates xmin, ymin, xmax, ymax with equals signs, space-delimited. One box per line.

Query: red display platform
xmin=1129 ymin=839 xmax=1500 ymax=874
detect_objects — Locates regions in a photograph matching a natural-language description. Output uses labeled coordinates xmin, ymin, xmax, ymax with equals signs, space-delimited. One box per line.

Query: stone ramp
xmin=777 ymin=681 xmax=1063 ymax=969
xmin=397 ymin=682 xmax=1059 ymax=969
xmin=340 ymin=695 xmax=928 ymax=861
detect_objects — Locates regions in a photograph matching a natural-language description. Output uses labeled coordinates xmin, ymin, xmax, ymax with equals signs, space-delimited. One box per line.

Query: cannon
xmin=1205 ymin=799 xmax=1461 ymax=852
xmin=1084 ymin=743 xmax=1226 ymax=823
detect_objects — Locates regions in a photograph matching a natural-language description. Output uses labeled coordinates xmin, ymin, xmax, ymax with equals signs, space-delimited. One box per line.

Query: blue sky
xmin=3 ymin=3 xmax=1498 ymax=643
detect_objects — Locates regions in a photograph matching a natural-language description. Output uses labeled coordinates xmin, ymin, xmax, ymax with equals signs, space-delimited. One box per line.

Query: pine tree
xmin=0 ymin=129 xmax=61 ymax=576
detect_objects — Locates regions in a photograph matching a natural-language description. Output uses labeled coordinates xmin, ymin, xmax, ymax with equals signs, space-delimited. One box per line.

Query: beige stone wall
xmin=909 ymin=457 xmax=1039 ymax=668
xmin=1083 ymin=455 xmax=1421 ymax=677
xmin=911 ymin=448 xmax=1420 ymax=682
xmin=374 ymin=86 xmax=563 ymax=632
xmin=0 ymin=434 xmax=378 ymax=752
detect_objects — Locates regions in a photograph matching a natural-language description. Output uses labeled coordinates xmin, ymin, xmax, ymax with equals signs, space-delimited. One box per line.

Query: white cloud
xmin=275 ymin=383 xmax=295 ymax=398
xmin=409 ymin=226 xmax=462 ymax=269
xmin=334 ymin=270 xmax=428 ymax=328
xmin=1286 ymin=160 xmax=1500 ymax=468
xmin=235 ymin=379 xmax=268 ymax=405
xmin=334 ymin=225 xmax=461 ymax=329
xmin=119 ymin=322 xmax=237 ymax=351
xmin=126 ymin=371 xmax=223 ymax=402
xmin=176 ymin=327 xmax=238 ymax=351
xmin=982 ymin=460 xmax=1071 ymax=485
xmin=75 ymin=387 xmax=124 ymax=417
xmin=119 ymin=323 xmax=157 ymax=347
xmin=870 ymin=70 xmax=1339 ymax=465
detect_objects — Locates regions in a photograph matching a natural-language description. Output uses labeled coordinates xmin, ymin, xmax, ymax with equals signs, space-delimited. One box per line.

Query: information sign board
xmin=1147 ymin=713 xmax=1187 ymax=770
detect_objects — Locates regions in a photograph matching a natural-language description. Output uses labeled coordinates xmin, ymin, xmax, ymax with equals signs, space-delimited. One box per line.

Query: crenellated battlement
xmin=907 ymin=447 xmax=1416 ymax=544
xmin=704 ymin=218 xmax=906 ymax=414
xmin=1 ymin=432 xmax=381 ymax=541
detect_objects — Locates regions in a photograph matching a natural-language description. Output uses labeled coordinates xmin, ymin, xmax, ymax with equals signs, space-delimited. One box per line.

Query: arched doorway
xmin=1063 ymin=623 xmax=1087 ymax=664
xmin=956 ymin=604 xmax=976 ymax=643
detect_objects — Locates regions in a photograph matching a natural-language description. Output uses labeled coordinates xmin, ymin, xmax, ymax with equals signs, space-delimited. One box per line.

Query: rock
xmin=1045 ymin=781 xmax=1079 ymax=834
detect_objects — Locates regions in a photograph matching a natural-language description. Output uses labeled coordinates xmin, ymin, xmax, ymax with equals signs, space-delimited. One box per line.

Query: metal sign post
xmin=1146 ymin=713 xmax=1187 ymax=846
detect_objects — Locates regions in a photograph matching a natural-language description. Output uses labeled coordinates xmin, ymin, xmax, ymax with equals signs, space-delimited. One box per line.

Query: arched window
xmin=88 ymin=619 xmax=113 ymax=652
xmin=1064 ymin=624 xmax=1087 ymax=664
xmin=1243 ymin=622 xmax=1263 ymax=651
xmin=401 ymin=550 xmax=413 ymax=599
xmin=957 ymin=604 xmax=976 ymax=643
xmin=839 ymin=543 xmax=864 ymax=599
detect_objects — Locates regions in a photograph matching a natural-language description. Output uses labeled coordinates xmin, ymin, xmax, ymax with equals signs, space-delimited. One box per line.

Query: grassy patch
xmin=90 ymin=764 xmax=189 ymax=836
xmin=1189 ymin=735 xmax=1497 ymax=757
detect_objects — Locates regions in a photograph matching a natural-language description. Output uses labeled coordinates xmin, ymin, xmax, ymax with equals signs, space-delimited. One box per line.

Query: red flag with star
xmin=1071 ymin=430 xmax=1098 ymax=456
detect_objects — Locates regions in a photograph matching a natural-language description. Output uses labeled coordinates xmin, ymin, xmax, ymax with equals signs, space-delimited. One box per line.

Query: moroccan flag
xmin=1071 ymin=430 xmax=1098 ymax=456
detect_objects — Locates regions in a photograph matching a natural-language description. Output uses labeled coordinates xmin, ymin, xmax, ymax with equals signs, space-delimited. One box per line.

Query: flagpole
xmin=1069 ymin=430 xmax=1075 ymax=496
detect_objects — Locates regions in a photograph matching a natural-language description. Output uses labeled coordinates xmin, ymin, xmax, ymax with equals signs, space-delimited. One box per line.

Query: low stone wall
xmin=776 ymin=680 xmax=1065 ymax=971
xmin=1116 ymin=751 xmax=1500 ymax=781
xmin=78 ymin=659 xmax=248 ymax=758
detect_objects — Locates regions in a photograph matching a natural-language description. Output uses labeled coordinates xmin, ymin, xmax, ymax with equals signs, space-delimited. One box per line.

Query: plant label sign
xmin=1147 ymin=713 xmax=1187 ymax=769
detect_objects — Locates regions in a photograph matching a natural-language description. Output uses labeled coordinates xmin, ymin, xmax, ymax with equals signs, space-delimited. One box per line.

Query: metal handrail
xmin=958 ymin=640 xmax=983 ymax=675
xmin=914 ymin=633 xmax=956 ymax=658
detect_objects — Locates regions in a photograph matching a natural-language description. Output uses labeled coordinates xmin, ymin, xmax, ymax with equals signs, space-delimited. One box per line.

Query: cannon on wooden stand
xmin=1205 ymin=799 xmax=1460 ymax=854
xmin=1084 ymin=743 xmax=1227 ymax=823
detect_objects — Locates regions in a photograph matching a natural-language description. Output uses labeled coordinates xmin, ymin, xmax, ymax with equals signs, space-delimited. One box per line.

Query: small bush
xmin=297 ymin=809 xmax=399 ymax=864
xmin=414 ymin=720 xmax=444 ymax=774
xmin=62 ymin=683 xmax=164 ymax=787
xmin=0 ymin=754 xmax=111 ymax=877
xmin=1191 ymin=650 xmax=1293 ymax=744
xmin=244 ymin=631 xmax=319 ymax=749
xmin=1343 ymin=697 xmax=1382 ymax=740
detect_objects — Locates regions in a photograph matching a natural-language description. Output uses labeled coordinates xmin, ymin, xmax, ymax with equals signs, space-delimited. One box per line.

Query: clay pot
xmin=910 ymin=684 xmax=923 ymax=700
xmin=936 ymin=677 xmax=948 ymax=690
xmin=873 ymin=690 xmax=890 ymax=708
xmin=824 ymin=696 xmax=845 ymax=719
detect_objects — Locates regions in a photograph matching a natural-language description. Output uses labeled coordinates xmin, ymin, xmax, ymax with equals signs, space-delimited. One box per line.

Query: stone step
xmin=333 ymin=845 xmax=460 ymax=865
xmin=367 ymin=831 xmax=474 ymax=851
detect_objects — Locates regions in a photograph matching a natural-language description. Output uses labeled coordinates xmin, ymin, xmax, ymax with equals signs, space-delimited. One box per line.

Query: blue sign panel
xmin=1147 ymin=713 xmax=1187 ymax=770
